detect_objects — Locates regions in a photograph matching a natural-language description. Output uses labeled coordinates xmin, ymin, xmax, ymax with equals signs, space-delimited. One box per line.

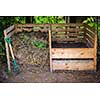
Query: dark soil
xmin=52 ymin=42 xmax=89 ymax=48
xmin=1 ymin=31 xmax=100 ymax=83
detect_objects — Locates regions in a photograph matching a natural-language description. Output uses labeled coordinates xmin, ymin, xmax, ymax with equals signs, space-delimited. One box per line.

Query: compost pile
xmin=12 ymin=31 xmax=49 ymax=73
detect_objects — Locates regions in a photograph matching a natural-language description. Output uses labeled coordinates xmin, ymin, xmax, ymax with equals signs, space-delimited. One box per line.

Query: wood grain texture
xmin=4 ymin=25 xmax=15 ymax=34
xmin=52 ymin=60 xmax=94 ymax=70
xmin=49 ymin=30 xmax=52 ymax=72
xmin=4 ymin=30 xmax=11 ymax=71
xmin=51 ymin=48 xmax=94 ymax=59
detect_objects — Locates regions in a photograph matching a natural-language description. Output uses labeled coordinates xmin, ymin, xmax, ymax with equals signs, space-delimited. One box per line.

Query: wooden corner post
xmin=94 ymin=30 xmax=98 ymax=70
xmin=4 ymin=30 xmax=11 ymax=71
xmin=49 ymin=29 xmax=52 ymax=72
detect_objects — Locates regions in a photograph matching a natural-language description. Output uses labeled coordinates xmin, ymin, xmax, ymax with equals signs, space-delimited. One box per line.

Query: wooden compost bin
xmin=49 ymin=23 xmax=97 ymax=72
xmin=4 ymin=23 xmax=97 ymax=72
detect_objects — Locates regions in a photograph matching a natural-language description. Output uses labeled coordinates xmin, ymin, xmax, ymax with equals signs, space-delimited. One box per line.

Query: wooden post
xmin=94 ymin=31 xmax=97 ymax=70
xmin=49 ymin=29 xmax=52 ymax=72
xmin=4 ymin=30 xmax=11 ymax=71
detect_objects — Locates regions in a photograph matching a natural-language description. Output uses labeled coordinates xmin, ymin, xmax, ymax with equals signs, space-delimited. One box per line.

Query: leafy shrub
xmin=83 ymin=17 xmax=100 ymax=41
xmin=34 ymin=16 xmax=65 ymax=24
xmin=32 ymin=40 xmax=47 ymax=49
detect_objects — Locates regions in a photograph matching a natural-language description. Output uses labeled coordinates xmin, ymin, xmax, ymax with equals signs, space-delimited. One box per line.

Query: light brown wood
xmin=94 ymin=31 xmax=97 ymax=70
xmin=16 ymin=28 xmax=23 ymax=32
xmin=17 ymin=24 xmax=50 ymax=27
xmin=4 ymin=30 xmax=11 ymax=71
xmin=84 ymin=23 xmax=96 ymax=33
xmin=85 ymin=33 xmax=94 ymax=42
xmin=51 ymin=28 xmax=83 ymax=32
xmin=4 ymin=25 xmax=15 ymax=34
xmin=7 ymin=30 xmax=15 ymax=37
xmin=85 ymin=35 xmax=94 ymax=45
xmin=49 ymin=30 xmax=52 ymax=72
xmin=3 ymin=23 xmax=97 ymax=71
xmin=85 ymin=38 xmax=93 ymax=47
xmin=9 ymin=44 xmax=15 ymax=59
xmin=52 ymin=37 xmax=83 ymax=42
xmin=51 ymin=48 xmax=94 ymax=59
xmin=85 ymin=28 xmax=95 ymax=38
xmin=51 ymin=23 xmax=83 ymax=27
xmin=52 ymin=60 xmax=94 ymax=70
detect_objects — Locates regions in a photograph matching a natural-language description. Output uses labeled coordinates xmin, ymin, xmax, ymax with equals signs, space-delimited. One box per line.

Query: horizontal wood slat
xmin=4 ymin=25 xmax=15 ymax=34
xmin=85 ymin=38 xmax=93 ymax=47
xmin=16 ymin=24 xmax=50 ymax=27
xmin=84 ymin=23 xmax=96 ymax=33
xmin=51 ymin=28 xmax=83 ymax=32
xmin=52 ymin=60 xmax=94 ymax=70
xmin=6 ymin=30 xmax=15 ymax=37
xmin=85 ymin=28 xmax=95 ymax=38
xmin=51 ymin=48 xmax=94 ymax=59
xmin=52 ymin=38 xmax=82 ymax=42
xmin=85 ymin=33 xmax=94 ymax=44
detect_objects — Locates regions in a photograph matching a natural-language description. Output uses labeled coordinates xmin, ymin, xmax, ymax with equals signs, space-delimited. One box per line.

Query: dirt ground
xmin=1 ymin=31 xmax=100 ymax=83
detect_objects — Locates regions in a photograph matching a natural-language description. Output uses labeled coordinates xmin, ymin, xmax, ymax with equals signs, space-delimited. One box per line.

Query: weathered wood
xmin=4 ymin=30 xmax=11 ymax=71
xmin=4 ymin=25 xmax=15 ymax=34
xmin=51 ymin=28 xmax=83 ymax=32
xmin=52 ymin=37 xmax=83 ymax=42
xmin=85 ymin=33 xmax=94 ymax=45
xmin=51 ymin=48 xmax=94 ymax=59
xmin=52 ymin=60 xmax=94 ymax=70
xmin=49 ymin=30 xmax=52 ymax=72
xmin=7 ymin=30 xmax=15 ymax=37
xmin=94 ymin=32 xmax=97 ymax=70
xmin=51 ymin=23 xmax=83 ymax=27
xmin=16 ymin=28 xmax=23 ymax=32
xmin=84 ymin=23 xmax=96 ymax=33
xmin=17 ymin=24 xmax=50 ymax=27
xmin=85 ymin=28 xmax=95 ymax=38
xmin=85 ymin=38 xmax=93 ymax=47
xmin=17 ymin=23 xmax=82 ymax=27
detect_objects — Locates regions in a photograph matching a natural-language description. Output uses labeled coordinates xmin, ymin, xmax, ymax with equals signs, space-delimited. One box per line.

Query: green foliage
xmin=83 ymin=17 xmax=97 ymax=27
xmin=32 ymin=40 xmax=47 ymax=48
xmin=83 ymin=17 xmax=100 ymax=41
xmin=34 ymin=16 xmax=65 ymax=24
xmin=14 ymin=17 xmax=26 ymax=24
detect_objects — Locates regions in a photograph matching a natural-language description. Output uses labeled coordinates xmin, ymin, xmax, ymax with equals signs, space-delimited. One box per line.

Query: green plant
xmin=34 ymin=16 xmax=65 ymax=24
xmin=83 ymin=17 xmax=100 ymax=41
xmin=14 ymin=17 xmax=26 ymax=24
xmin=32 ymin=40 xmax=47 ymax=48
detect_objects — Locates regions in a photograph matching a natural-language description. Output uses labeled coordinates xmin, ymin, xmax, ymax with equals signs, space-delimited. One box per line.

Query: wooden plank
xmin=51 ymin=23 xmax=83 ymax=27
xmin=16 ymin=23 xmax=82 ymax=28
xmin=17 ymin=24 xmax=50 ymax=27
xmin=51 ymin=28 xmax=83 ymax=32
xmin=6 ymin=30 xmax=15 ymax=37
xmin=85 ymin=33 xmax=94 ymax=45
xmin=49 ymin=30 xmax=52 ymax=72
xmin=85 ymin=28 xmax=95 ymax=36
xmin=16 ymin=28 xmax=23 ymax=32
xmin=51 ymin=48 xmax=94 ymax=59
xmin=52 ymin=33 xmax=83 ymax=37
xmin=85 ymin=28 xmax=95 ymax=38
xmin=4 ymin=25 xmax=15 ymax=34
xmin=94 ymin=33 xmax=97 ymax=70
xmin=52 ymin=37 xmax=82 ymax=42
xmin=4 ymin=30 xmax=11 ymax=71
xmin=84 ymin=23 xmax=96 ymax=33
xmin=52 ymin=60 xmax=94 ymax=70
xmin=85 ymin=38 xmax=93 ymax=47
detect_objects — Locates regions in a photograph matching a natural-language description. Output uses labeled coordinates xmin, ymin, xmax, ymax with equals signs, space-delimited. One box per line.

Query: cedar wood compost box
xmin=4 ymin=23 xmax=97 ymax=72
